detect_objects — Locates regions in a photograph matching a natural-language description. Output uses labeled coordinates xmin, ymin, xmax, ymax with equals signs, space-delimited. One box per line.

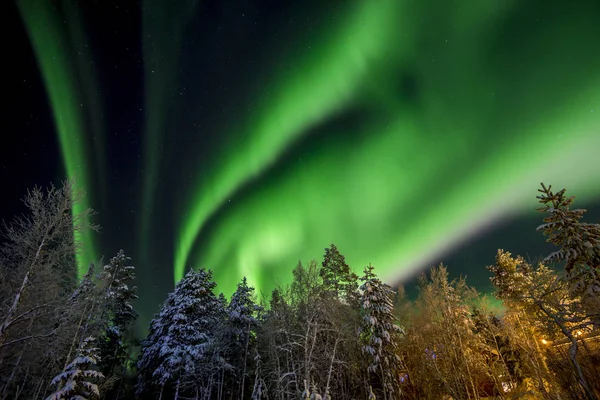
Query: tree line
xmin=0 ymin=181 xmax=598 ymax=399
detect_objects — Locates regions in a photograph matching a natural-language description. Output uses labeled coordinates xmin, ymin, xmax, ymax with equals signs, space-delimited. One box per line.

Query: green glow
xmin=18 ymin=0 xmax=98 ymax=275
xmin=61 ymin=2 xmax=109 ymax=212
xmin=180 ymin=1 xmax=600 ymax=297
xmin=139 ymin=0 xmax=199 ymax=261
xmin=176 ymin=0 xmax=406 ymax=282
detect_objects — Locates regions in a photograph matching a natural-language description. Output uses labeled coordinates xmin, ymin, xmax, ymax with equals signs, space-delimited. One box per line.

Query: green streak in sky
xmin=139 ymin=0 xmax=199 ymax=263
xmin=182 ymin=0 xmax=600 ymax=297
xmin=198 ymin=84 xmax=600 ymax=298
xmin=61 ymin=1 xmax=109 ymax=213
xmin=18 ymin=0 xmax=98 ymax=275
xmin=176 ymin=0 xmax=405 ymax=282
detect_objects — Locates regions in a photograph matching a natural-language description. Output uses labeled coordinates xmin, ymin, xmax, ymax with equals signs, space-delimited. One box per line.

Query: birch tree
xmin=0 ymin=181 xmax=98 ymax=398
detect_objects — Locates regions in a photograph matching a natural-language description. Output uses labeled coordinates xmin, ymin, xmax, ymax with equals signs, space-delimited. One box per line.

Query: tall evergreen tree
xmin=136 ymin=268 xmax=223 ymax=398
xmin=223 ymin=277 xmax=262 ymax=399
xmin=320 ymin=244 xmax=358 ymax=303
xmin=45 ymin=337 xmax=105 ymax=400
xmin=537 ymin=183 xmax=600 ymax=326
xmin=358 ymin=263 xmax=403 ymax=400
xmin=536 ymin=183 xmax=600 ymax=272
xmin=97 ymin=250 xmax=138 ymax=383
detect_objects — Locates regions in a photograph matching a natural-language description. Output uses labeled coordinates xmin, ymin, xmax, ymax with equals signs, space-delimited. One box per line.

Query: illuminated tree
xmin=537 ymin=183 xmax=600 ymax=272
xmin=489 ymin=250 xmax=597 ymax=399
xmin=358 ymin=263 xmax=403 ymax=400
xmin=400 ymin=265 xmax=485 ymax=400
xmin=537 ymin=183 xmax=600 ymax=326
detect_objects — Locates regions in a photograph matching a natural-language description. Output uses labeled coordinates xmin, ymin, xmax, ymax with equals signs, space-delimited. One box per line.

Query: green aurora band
xmin=176 ymin=1 xmax=600 ymax=296
xmin=175 ymin=0 xmax=406 ymax=283
xmin=18 ymin=0 xmax=101 ymax=275
xmin=139 ymin=0 xmax=200 ymax=261
xmin=16 ymin=0 xmax=600 ymax=300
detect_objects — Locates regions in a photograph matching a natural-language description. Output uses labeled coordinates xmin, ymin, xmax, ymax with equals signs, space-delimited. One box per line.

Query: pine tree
xmin=536 ymin=183 xmax=600 ymax=325
xmin=320 ymin=244 xmax=358 ymax=303
xmin=68 ymin=263 xmax=97 ymax=307
xmin=358 ymin=263 xmax=403 ymax=400
xmin=97 ymin=250 xmax=138 ymax=387
xmin=99 ymin=250 xmax=138 ymax=329
xmin=251 ymin=351 xmax=266 ymax=400
xmin=223 ymin=277 xmax=262 ymax=398
xmin=136 ymin=268 xmax=223 ymax=398
xmin=45 ymin=336 xmax=105 ymax=400
xmin=536 ymin=183 xmax=600 ymax=272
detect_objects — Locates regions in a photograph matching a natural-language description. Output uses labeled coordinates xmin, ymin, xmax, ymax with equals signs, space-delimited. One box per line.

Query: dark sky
xmin=2 ymin=0 xmax=599 ymax=327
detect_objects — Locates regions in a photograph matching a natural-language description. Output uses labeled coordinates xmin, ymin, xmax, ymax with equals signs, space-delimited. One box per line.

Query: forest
xmin=0 ymin=182 xmax=598 ymax=400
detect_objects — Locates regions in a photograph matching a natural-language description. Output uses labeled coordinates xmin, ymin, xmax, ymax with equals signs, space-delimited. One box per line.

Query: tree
xmin=400 ymin=265 xmax=486 ymax=400
xmin=536 ymin=183 xmax=600 ymax=326
xmin=222 ymin=277 xmax=262 ymax=399
xmin=489 ymin=250 xmax=597 ymax=399
xmin=97 ymin=250 xmax=138 ymax=390
xmin=536 ymin=183 xmax=600 ymax=272
xmin=320 ymin=244 xmax=358 ymax=304
xmin=45 ymin=336 xmax=105 ymax=400
xmin=358 ymin=263 xmax=403 ymax=400
xmin=0 ymin=182 xmax=95 ymax=348
xmin=136 ymin=268 xmax=223 ymax=398
xmin=0 ymin=181 xmax=98 ymax=398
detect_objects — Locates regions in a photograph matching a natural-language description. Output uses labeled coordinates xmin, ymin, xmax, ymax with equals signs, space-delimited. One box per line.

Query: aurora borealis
xmin=3 ymin=0 xmax=600 ymax=322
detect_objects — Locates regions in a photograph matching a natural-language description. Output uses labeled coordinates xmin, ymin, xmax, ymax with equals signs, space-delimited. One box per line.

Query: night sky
xmin=2 ymin=0 xmax=599 ymax=327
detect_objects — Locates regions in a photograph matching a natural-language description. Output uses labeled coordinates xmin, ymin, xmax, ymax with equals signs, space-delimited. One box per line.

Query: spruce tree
xmin=97 ymin=250 xmax=138 ymax=384
xmin=136 ymin=268 xmax=223 ymax=398
xmin=46 ymin=337 xmax=105 ymax=400
xmin=536 ymin=183 xmax=600 ymax=272
xmin=320 ymin=244 xmax=358 ymax=303
xmin=358 ymin=263 xmax=403 ymax=400
xmin=537 ymin=183 xmax=600 ymax=325
xmin=224 ymin=277 xmax=262 ymax=398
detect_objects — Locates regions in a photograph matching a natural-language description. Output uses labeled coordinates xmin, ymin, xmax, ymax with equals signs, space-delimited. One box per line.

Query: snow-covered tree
xmin=358 ymin=263 xmax=403 ymax=400
xmin=96 ymin=250 xmax=138 ymax=393
xmin=399 ymin=265 xmax=487 ymax=400
xmin=536 ymin=183 xmax=600 ymax=326
xmin=536 ymin=183 xmax=600 ymax=273
xmin=136 ymin=268 xmax=223 ymax=398
xmin=0 ymin=181 xmax=99 ymax=398
xmin=99 ymin=250 xmax=138 ymax=329
xmin=251 ymin=351 xmax=267 ymax=400
xmin=69 ymin=263 xmax=97 ymax=307
xmin=223 ymin=277 xmax=262 ymax=398
xmin=489 ymin=250 xmax=597 ymax=399
xmin=45 ymin=336 xmax=105 ymax=400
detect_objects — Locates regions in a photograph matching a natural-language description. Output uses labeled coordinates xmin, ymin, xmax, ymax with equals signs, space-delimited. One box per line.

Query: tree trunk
xmin=0 ymin=270 xmax=32 ymax=348
xmin=1 ymin=351 xmax=22 ymax=399
xmin=174 ymin=379 xmax=180 ymax=400
xmin=567 ymin=338 xmax=597 ymax=400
